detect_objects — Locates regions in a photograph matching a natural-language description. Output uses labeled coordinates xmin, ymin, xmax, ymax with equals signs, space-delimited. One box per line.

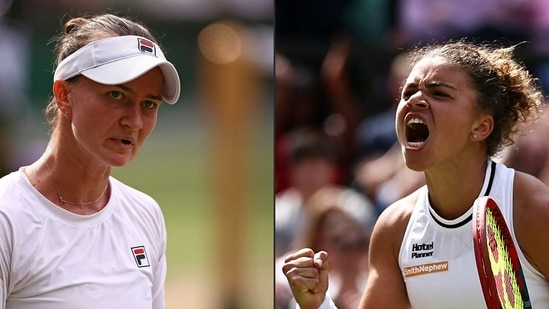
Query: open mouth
xmin=406 ymin=118 xmax=429 ymax=148
xmin=121 ymin=139 xmax=132 ymax=145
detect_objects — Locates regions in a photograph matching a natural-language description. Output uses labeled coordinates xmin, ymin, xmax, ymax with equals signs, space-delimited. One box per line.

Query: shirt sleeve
xmin=0 ymin=212 xmax=11 ymax=309
xmin=0 ymin=279 xmax=4 ymax=309
xmin=296 ymin=295 xmax=338 ymax=309
xmin=151 ymin=203 xmax=167 ymax=309
xmin=151 ymin=250 xmax=166 ymax=309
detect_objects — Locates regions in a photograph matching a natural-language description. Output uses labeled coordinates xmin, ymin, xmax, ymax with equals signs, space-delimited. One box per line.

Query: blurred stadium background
xmin=0 ymin=0 xmax=273 ymax=308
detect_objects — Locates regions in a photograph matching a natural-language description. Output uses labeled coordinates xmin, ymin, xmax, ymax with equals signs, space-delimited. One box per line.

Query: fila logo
xmin=131 ymin=246 xmax=150 ymax=268
xmin=137 ymin=38 xmax=156 ymax=56
xmin=411 ymin=241 xmax=434 ymax=258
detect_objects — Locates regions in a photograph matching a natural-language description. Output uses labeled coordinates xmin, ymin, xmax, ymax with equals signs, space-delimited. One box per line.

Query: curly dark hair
xmin=408 ymin=40 xmax=544 ymax=157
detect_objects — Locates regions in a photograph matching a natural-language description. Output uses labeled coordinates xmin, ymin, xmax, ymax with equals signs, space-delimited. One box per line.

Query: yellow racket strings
xmin=486 ymin=209 xmax=523 ymax=308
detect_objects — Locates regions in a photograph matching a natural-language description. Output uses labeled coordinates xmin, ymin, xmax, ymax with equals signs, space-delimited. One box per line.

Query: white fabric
xmin=296 ymin=295 xmax=337 ymax=309
xmin=399 ymin=160 xmax=549 ymax=308
xmin=54 ymin=35 xmax=180 ymax=104
xmin=0 ymin=170 xmax=167 ymax=309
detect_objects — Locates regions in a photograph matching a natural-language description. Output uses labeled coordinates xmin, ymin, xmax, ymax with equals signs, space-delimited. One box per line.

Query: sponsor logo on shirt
xmin=131 ymin=246 xmax=150 ymax=268
xmin=403 ymin=261 xmax=449 ymax=278
xmin=411 ymin=241 xmax=434 ymax=258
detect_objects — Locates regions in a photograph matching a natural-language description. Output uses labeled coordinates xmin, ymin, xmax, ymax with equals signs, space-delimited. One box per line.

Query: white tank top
xmin=399 ymin=160 xmax=549 ymax=308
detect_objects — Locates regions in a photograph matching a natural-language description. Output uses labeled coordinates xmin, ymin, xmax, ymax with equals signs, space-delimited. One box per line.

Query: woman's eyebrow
xmin=426 ymin=81 xmax=457 ymax=90
xmin=116 ymin=84 xmax=163 ymax=101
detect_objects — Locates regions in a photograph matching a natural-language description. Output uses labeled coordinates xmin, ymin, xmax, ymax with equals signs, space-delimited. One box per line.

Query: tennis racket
xmin=472 ymin=196 xmax=532 ymax=309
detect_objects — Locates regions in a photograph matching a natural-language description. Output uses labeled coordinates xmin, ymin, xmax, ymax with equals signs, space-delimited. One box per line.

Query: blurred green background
xmin=113 ymin=103 xmax=273 ymax=308
xmin=1 ymin=1 xmax=273 ymax=308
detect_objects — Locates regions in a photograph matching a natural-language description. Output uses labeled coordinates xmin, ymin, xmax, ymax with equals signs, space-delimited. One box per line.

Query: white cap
xmin=54 ymin=35 xmax=180 ymax=104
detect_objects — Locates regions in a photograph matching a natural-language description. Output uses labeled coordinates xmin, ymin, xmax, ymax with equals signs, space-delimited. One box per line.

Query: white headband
xmin=54 ymin=35 xmax=180 ymax=104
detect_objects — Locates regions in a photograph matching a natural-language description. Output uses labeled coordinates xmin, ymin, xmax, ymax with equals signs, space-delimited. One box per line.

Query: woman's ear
xmin=470 ymin=114 xmax=494 ymax=141
xmin=53 ymin=80 xmax=72 ymax=116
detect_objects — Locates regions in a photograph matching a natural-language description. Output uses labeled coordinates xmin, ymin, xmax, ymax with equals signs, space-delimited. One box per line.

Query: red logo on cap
xmin=138 ymin=38 xmax=156 ymax=56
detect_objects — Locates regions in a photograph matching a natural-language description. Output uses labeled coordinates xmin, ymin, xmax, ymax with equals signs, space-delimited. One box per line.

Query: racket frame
xmin=472 ymin=196 xmax=531 ymax=309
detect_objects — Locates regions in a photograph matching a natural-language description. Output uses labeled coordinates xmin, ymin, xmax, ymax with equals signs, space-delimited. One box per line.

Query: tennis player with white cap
xmin=0 ymin=13 xmax=180 ymax=309
xmin=53 ymin=34 xmax=180 ymax=104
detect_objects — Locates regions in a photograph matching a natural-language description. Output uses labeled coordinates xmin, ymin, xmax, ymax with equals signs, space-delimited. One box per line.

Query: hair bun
xmin=64 ymin=17 xmax=87 ymax=34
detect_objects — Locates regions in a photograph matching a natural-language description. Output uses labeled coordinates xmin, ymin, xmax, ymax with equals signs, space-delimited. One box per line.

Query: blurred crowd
xmin=275 ymin=1 xmax=549 ymax=308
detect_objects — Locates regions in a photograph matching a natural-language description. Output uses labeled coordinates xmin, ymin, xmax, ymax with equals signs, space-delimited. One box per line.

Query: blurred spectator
xmin=275 ymin=50 xmax=352 ymax=193
xmin=275 ymin=36 xmax=367 ymax=193
xmin=352 ymin=50 xmax=424 ymax=214
xmin=0 ymin=0 xmax=31 ymax=176
xmin=275 ymin=127 xmax=344 ymax=257
xmin=354 ymin=50 xmax=410 ymax=162
xmin=320 ymin=36 xmax=366 ymax=168
xmin=275 ymin=53 xmax=322 ymax=145
xmin=275 ymin=185 xmax=375 ymax=309
xmin=504 ymin=101 xmax=549 ymax=186
xmin=341 ymin=0 xmax=398 ymax=47
xmin=354 ymin=143 xmax=424 ymax=214
xmin=529 ymin=0 xmax=549 ymax=52
xmin=393 ymin=0 xmax=530 ymax=47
